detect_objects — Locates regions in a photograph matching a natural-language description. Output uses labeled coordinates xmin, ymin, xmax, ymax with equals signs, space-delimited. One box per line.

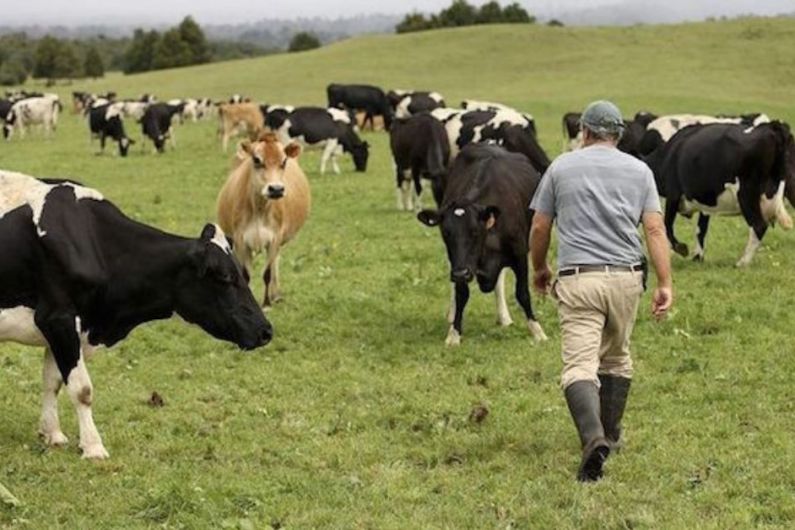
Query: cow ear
xmin=236 ymin=140 xmax=253 ymax=160
xmin=199 ymin=223 xmax=216 ymax=241
xmin=480 ymin=206 xmax=501 ymax=230
xmin=417 ymin=209 xmax=441 ymax=227
xmin=225 ymin=236 xmax=235 ymax=250
xmin=285 ymin=143 xmax=301 ymax=159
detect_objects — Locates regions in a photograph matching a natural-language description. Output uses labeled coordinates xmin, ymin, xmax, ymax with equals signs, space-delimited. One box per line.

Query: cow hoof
xmin=527 ymin=320 xmax=548 ymax=342
xmin=692 ymin=254 xmax=704 ymax=263
xmin=497 ymin=315 xmax=514 ymax=327
xmin=673 ymin=243 xmax=689 ymax=257
xmin=735 ymin=259 xmax=751 ymax=268
xmin=81 ymin=444 xmax=109 ymax=460
xmin=40 ymin=430 xmax=69 ymax=447
xmin=445 ymin=327 xmax=461 ymax=347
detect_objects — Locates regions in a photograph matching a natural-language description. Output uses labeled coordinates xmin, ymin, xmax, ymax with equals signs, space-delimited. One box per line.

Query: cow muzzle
xmin=265 ymin=184 xmax=285 ymax=199
xmin=451 ymin=268 xmax=474 ymax=283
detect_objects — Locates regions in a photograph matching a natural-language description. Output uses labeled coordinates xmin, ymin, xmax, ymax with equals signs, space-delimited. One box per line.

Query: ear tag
xmin=454 ymin=208 xmax=465 ymax=217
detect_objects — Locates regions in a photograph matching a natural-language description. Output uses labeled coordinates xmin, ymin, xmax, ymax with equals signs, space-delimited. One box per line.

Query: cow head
xmin=350 ymin=140 xmax=370 ymax=172
xmin=3 ymin=110 xmax=15 ymax=139
xmin=118 ymin=136 xmax=135 ymax=157
xmin=176 ymin=224 xmax=272 ymax=350
xmin=238 ymin=133 xmax=301 ymax=200
xmin=418 ymin=203 xmax=501 ymax=285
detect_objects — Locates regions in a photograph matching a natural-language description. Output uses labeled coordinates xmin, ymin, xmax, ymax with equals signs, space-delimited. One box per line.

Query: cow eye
xmin=280 ymin=158 xmax=288 ymax=169
xmin=252 ymin=155 xmax=264 ymax=168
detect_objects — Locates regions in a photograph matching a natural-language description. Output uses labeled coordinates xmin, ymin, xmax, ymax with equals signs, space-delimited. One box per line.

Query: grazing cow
xmin=218 ymin=102 xmax=264 ymax=152
xmin=389 ymin=113 xmax=450 ymax=211
xmin=417 ymin=145 xmax=547 ymax=346
xmin=461 ymin=99 xmax=512 ymax=112
xmin=167 ymin=98 xmax=202 ymax=123
xmin=0 ymin=171 xmax=272 ymax=459
xmin=638 ymin=113 xmax=771 ymax=156
xmin=327 ymin=83 xmax=393 ymax=130
xmin=264 ymin=106 xmax=370 ymax=174
xmin=229 ymin=94 xmax=250 ymax=104
xmin=196 ymin=98 xmax=216 ymax=119
xmin=645 ymin=122 xmax=794 ymax=266
xmin=562 ymin=112 xmax=583 ymax=151
xmin=217 ymin=133 xmax=311 ymax=307
xmin=88 ymin=103 xmax=135 ymax=157
xmin=140 ymin=102 xmax=184 ymax=153
xmin=617 ymin=111 xmax=659 ymax=156
xmin=431 ymin=108 xmax=549 ymax=173
xmin=3 ymin=95 xmax=61 ymax=140
xmin=388 ymin=90 xmax=446 ymax=119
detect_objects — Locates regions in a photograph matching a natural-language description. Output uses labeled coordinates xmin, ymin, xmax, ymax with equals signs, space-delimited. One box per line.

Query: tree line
xmin=396 ymin=0 xmax=535 ymax=33
xmin=0 ymin=17 xmax=275 ymax=86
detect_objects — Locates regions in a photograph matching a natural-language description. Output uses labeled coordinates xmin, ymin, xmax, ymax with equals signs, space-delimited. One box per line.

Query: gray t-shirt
xmin=530 ymin=145 xmax=661 ymax=269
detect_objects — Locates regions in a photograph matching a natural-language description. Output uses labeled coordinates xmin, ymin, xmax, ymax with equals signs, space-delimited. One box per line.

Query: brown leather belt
xmin=558 ymin=264 xmax=643 ymax=277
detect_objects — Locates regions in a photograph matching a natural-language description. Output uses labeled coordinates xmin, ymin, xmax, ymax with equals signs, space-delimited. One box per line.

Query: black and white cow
xmin=140 ymin=102 xmax=184 ymax=153
xmin=644 ymin=121 xmax=794 ymax=266
xmin=561 ymin=111 xmax=583 ymax=151
xmin=388 ymin=90 xmax=446 ymax=119
xmin=327 ymin=83 xmax=393 ymax=131
xmin=88 ymin=103 xmax=135 ymax=157
xmin=459 ymin=100 xmax=538 ymax=136
xmin=389 ymin=113 xmax=450 ymax=211
xmin=431 ymin=108 xmax=549 ymax=173
xmin=417 ymin=145 xmax=547 ymax=346
xmin=3 ymin=95 xmax=62 ymax=140
xmin=264 ymin=106 xmax=370 ymax=174
xmin=0 ymin=171 xmax=272 ymax=459
xmin=616 ymin=111 xmax=659 ymax=156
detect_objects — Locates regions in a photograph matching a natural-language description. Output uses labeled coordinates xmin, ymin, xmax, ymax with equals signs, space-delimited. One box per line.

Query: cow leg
xmin=513 ymin=259 xmax=548 ymax=342
xmin=222 ymin=129 xmax=230 ymax=152
xmin=99 ymin=134 xmax=106 ymax=154
xmin=262 ymin=251 xmax=282 ymax=307
xmin=39 ymin=348 xmax=68 ymax=447
xmin=447 ymin=284 xmax=456 ymax=323
xmin=411 ymin=167 xmax=423 ymax=212
xmin=494 ymin=269 xmax=513 ymax=327
xmin=401 ymin=175 xmax=413 ymax=211
xmin=35 ymin=311 xmax=108 ymax=459
xmin=664 ymin=196 xmax=688 ymax=257
xmin=737 ymin=226 xmax=766 ymax=268
xmin=737 ymin=185 xmax=769 ymax=267
xmin=365 ymin=112 xmax=374 ymax=131
xmin=692 ymin=213 xmax=710 ymax=262
xmin=395 ymin=164 xmax=406 ymax=210
xmin=447 ymin=282 xmax=469 ymax=347
xmin=320 ymin=141 xmax=338 ymax=175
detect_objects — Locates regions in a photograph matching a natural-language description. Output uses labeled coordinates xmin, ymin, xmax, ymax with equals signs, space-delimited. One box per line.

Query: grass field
xmin=2 ymin=17 xmax=795 ymax=529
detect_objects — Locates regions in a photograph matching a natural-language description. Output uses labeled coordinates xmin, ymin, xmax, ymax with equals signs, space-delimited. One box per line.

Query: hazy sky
xmin=3 ymin=0 xmax=793 ymax=26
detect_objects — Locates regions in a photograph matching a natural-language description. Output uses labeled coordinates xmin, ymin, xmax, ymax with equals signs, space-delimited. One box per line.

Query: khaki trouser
xmin=552 ymin=270 xmax=644 ymax=390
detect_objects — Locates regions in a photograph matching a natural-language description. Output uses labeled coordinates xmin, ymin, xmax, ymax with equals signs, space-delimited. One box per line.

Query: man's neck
xmin=582 ymin=140 xmax=617 ymax=149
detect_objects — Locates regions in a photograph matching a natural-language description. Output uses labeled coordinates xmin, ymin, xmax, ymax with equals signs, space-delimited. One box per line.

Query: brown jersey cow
xmin=217 ymin=133 xmax=311 ymax=307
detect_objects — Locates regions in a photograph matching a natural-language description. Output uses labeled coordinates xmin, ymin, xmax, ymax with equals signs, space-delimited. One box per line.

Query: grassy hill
xmin=1 ymin=17 xmax=795 ymax=529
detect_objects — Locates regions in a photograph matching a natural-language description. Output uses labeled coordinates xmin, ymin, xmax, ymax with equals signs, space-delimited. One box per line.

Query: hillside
xmin=70 ymin=16 xmax=795 ymax=151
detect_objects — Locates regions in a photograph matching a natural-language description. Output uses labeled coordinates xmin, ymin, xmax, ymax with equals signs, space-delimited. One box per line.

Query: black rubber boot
xmin=599 ymin=375 xmax=632 ymax=451
xmin=565 ymin=380 xmax=610 ymax=482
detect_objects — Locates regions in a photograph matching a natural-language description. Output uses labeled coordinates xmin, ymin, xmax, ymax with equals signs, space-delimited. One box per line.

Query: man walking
xmin=529 ymin=100 xmax=673 ymax=482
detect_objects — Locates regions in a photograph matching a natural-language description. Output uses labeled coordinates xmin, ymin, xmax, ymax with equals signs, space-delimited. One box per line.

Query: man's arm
xmin=642 ymin=211 xmax=673 ymax=319
xmin=530 ymin=212 xmax=554 ymax=294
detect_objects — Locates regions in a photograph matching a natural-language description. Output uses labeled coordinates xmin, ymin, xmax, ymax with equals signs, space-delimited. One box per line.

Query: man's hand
xmin=652 ymin=286 xmax=673 ymax=320
xmin=533 ymin=264 xmax=553 ymax=295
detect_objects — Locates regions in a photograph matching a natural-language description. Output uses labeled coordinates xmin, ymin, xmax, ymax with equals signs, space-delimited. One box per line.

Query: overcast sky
xmin=2 ymin=0 xmax=793 ymax=26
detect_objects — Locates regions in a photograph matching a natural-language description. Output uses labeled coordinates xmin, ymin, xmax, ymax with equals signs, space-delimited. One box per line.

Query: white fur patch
xmin=0 ymin=306 xmax=46 ymax=346
xmin=454 ymin=208 xmax=465 ymax=217
xmin=327 ymin=107 xmax=351 ymax=124
xmin=210 ymin=224 xmax=232 ymax=254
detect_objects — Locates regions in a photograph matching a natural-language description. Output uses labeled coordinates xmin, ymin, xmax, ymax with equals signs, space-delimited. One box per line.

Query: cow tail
xmin=427 ymin=137 xmax=446 ymax=177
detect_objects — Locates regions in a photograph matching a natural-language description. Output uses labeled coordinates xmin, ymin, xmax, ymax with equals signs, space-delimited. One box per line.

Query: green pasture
xmin=1 ymin=18 xmax=794 ymax=529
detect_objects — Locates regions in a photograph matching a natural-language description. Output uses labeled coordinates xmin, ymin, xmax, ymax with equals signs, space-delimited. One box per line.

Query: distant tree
xmin=477 ymin=1 xmax=504 ymax=23
xmin=0 ymin=55 xmax=28 ymax=86
xmin=288 ymin=32 xmax=321 ymax=52
xmin=438 ymin=0 xmax=478 ymax=27
xmin=396 ymin=13 xmax=432 ymax=33
xmin=124 ymin=29 xmax=160 ymax=73
xmin=152 ymin=28 xmax=192 ymax=69
xmin=502 ymin=3 xmax=534 ymax=23
xmin=53 ymin=42 xmax=82 ymax=80
xmin=32 ymin=36 xmax=60 ymax=80
xmin=178 ymin=16 xmax=210 ymax=64
xmin=547 ymin=19 xmax=565 ymax=27
xmin=83 ymin=46 xmax=105 ymax=79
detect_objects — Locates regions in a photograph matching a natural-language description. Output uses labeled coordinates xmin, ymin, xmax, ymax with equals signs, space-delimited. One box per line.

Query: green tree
xmin=396 ymin=13 xmax=432 ymax=33
xmin=124 ymin=29 xmax=160 ymax=74
xmin=437 ymin=0 xmax=477 ymax=27
xmin=152 ymin=28 xmax=192 ymax=69
xmin=0 ymin=54 xmax=28 ymax=86
xmin=84 ymin=46 xmax=105 ymax=79
xmin=547 ymin=19 xmax=565 ymax=27
xmin=502 ymin=3 xmax=534 ymax=23
xmin=53 ymin=41 xmax=82 ymax=80
xmin=33 ymin=36 xmax=60 ymax=80
xmin=477 ymin=1 xmax=504 ymax=23
xmin=178 ymin=16 xmax=210 ymax=64
xmin=288 ymin=32 xmax=321 ymax=52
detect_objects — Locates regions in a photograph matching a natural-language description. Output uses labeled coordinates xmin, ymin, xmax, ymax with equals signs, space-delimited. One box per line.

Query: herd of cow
xmin=1 ymin=81 xmax=794 ymax=459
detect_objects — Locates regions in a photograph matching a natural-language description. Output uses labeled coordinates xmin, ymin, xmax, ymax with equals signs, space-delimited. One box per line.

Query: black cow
xmin=0 ymin=171 xmax=271 ymax=459
xmin=88 ymin=104 xmax=135 ymax=157
xmin=140 ymin=102 xmax=184 ymax=153
xmin=617 ymin=111 xmax=659 ymax=156
xmin=388 ymin=90 xmax=446 ymax=119
xmin=264 ymin=106 xmax=370 ymax=174
xmin=417 ymin=145 xmax=547 ymax=346
xmin=389 ymin=113 xmax=450 ymax=211
xmin=432 ymin=108 xmax=550 ymax=173
xmin=327 ymin=83 xmax=393 ymax=131
xmin=562 ymin=112 xmax=582 ymax=151
xmin=644 ymin=121 xmax=794 ymax=266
